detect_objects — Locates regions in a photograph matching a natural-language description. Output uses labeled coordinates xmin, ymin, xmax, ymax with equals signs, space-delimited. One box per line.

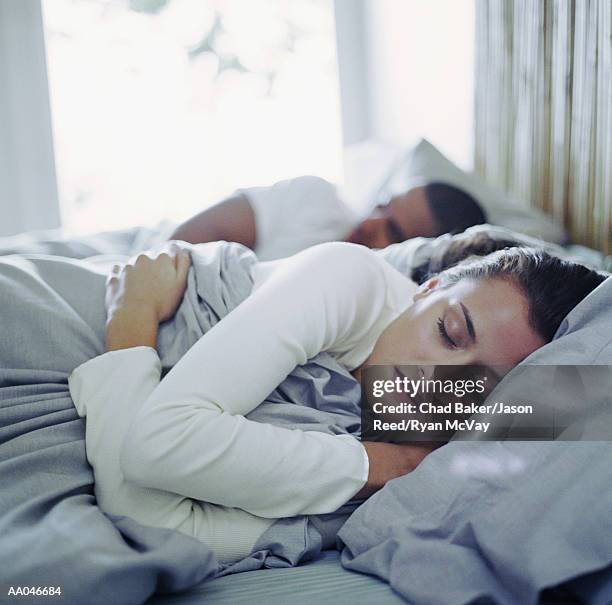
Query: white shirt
xmin=240 ymin=176 xmax=358 ymax=261
xmin=70 ymin=243 xmax=418 ymax=560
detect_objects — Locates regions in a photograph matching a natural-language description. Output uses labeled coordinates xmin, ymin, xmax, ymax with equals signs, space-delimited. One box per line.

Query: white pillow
xmin=340 ymin=139 xmax=408 ymax=215
xmin=373 ymin=139 xmax=567 ymax=244
xmin=377 ymin=224 xmax=609 ymax=285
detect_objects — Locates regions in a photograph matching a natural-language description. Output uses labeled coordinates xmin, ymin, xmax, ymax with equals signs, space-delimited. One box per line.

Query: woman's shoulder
xmin=290 ymin=242 xmax=408 ymax=296
xmin=300 ymin=242 xmax=413 ymax=283
xmin=297 ymin=241 xmax=380 ymax=265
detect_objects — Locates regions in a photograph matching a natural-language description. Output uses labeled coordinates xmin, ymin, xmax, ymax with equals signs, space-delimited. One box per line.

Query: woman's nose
xmin=435 ymin=349 xmax=477 ymax=368
xmin=419 ymin=365 xmax=436 ymax=379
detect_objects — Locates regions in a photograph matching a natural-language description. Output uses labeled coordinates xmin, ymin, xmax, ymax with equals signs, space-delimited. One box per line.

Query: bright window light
xmin=43 ymin=0 xmax=343 ymax=234
xmin=365 ymin=0 xmax=475 ymax=170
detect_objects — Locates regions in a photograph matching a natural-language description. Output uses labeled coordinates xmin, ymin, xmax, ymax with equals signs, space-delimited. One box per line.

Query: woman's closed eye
xmin=437 ymin=316 xmax=457 ymax=349
xmin=437 ymin=304 xmax=476 ymax=350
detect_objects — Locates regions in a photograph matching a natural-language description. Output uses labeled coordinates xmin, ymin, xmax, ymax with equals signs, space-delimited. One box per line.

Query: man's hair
xmin=424 ymin=182 xmax=486 ymax=235
xmin=411 ymin=231 xmax=526 ymax=284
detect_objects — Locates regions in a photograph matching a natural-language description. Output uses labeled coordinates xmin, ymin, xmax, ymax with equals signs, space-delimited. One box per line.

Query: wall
xmin=0 ymin=0 xmax=60 ymax=236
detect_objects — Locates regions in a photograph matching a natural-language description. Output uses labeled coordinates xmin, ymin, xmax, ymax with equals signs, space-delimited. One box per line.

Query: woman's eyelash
xmin=437 ymin=317 xmax=457 ymax=349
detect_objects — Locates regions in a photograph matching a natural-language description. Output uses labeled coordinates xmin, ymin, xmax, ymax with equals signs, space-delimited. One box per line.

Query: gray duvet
xmin=0 ymin=241 xmax=360 ymax=605
xmin=1 ymin=233 xmax=611 ymax=605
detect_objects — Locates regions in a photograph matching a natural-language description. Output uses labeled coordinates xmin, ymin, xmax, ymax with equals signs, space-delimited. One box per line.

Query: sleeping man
xmin=169 ymin=176 xmax=486 ymax=260
xmin=0 ymin=176 xmax=485 ymax=262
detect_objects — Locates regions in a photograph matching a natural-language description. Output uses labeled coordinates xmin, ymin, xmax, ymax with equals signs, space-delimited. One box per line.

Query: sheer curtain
xmin=475 ymin=0 xmax=611 ymax=253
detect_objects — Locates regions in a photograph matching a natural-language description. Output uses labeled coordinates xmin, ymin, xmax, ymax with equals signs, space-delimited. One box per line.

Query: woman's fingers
xmin=106 ymin=263 xmax=123 ymax=285
xmin=103 ymin=243 xmax=191 ymax=322
xmin=167 ymin=242 xmax=181 ymax=269
xmin=167 ymin=241 xmax=188 ymax=269
xmin=148 ymin=241 xmax=179 ymax=268
xmin=176 ymin=249 xmax=191 ymax=282
xmin=130 ymin=241 xmax=188 ymax=267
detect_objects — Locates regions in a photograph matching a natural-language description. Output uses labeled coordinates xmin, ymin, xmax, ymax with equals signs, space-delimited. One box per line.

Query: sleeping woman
xmin=69 ymin=241 xmax=606 ymax=563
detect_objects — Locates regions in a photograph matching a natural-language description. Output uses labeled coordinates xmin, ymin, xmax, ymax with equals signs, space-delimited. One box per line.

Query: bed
xmin=2 ymin=140 xmax=611 ymax=605
xmin=147 ymin=549 xmax=595 ymax=605
xmin=147 ymin=551 xmax=405 ymax=605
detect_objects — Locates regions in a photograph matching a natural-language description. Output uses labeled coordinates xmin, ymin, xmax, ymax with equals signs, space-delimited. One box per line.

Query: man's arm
xmin=169 ymin=194 xmax=256 ymax=249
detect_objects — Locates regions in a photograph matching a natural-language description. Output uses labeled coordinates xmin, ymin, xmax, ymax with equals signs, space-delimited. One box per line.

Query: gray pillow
xmin=527 ymin=274 xmax=612 ymax=364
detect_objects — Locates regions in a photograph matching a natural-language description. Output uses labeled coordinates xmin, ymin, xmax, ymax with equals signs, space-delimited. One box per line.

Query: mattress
xmin=147 ymin=551 xmax=405 ymax=605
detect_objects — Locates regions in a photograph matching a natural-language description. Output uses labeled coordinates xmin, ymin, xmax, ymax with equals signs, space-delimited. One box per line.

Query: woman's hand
xmin=105 ymin=243 xmax=192 ymax=352
xmin=106 ymin=242 xmax=192 ymax=323
xmin=355 ymin=441 xmax=441 ymax=499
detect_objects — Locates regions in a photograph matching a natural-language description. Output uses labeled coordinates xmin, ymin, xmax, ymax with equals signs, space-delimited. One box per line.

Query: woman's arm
xmin=118 ymin=242 xmax=431 ymax=518
xmin=106 ymin=306 xmax=158 ymax=351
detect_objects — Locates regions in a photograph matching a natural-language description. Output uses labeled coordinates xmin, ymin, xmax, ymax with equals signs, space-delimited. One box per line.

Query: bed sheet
xmin=147 ymin=551 xmax=405 ymax=605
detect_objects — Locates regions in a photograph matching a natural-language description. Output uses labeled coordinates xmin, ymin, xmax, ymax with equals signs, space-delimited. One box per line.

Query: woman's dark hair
xmin=424 ymin=183 xmax=487 ymax=235
xmin=435 ymin=247 xmax=608 ymax=342
xmin=411 ymin=231 xmax=525 ymax=284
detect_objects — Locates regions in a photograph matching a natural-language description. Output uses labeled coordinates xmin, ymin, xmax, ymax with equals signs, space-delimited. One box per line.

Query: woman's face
xmin=360 ymin=276 xmax=546 ymax=376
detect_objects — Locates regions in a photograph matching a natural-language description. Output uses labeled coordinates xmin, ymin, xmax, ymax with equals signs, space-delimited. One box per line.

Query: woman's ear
xmin=413 ymin=277 xmax=439 ymax=301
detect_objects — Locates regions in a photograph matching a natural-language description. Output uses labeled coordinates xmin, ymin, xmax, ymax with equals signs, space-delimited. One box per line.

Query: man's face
xmin=345 ymin=186 xmax=440 ymax=249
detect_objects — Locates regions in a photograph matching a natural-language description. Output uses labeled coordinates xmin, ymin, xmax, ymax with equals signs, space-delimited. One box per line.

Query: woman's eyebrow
xmin=460 ymin=302 xmax=476 ymax=342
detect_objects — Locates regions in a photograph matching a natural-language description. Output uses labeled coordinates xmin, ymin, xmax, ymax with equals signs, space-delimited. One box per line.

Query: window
xmin=43 ymin=0 xmax=343 ymax=233
xmin=364 ymin=0 xmax=475 ymax=170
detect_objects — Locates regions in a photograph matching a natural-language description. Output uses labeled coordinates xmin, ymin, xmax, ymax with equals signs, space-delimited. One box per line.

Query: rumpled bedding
xmin=1 ymin=229 xmax=611 ymax=605
xmin=0 ymin=241 xmax=362 ymax=605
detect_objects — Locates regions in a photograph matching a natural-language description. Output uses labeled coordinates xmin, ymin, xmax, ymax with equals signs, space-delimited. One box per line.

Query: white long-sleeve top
xmin=71 ymin=242 xmax=418 ymax=523
xmin=70 ymin=347 xmax=277 ymax=563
